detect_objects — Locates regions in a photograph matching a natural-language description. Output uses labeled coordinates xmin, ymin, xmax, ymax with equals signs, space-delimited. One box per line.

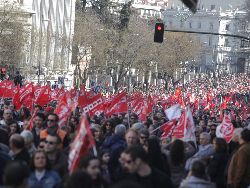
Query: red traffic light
xmin=157 ymin=26 xmax=162 ymax=31
xmin=0 ymin=68 xmax=6 ymax=74
xmin=154 ymin=23 xmax=164 ymax=43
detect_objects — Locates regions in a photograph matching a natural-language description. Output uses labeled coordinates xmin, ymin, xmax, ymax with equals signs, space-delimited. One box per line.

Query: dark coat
xmin=128 ymin=167 xmax=173 ymax=188
xmin=49 ymin=151 xmax=68 ymax=179
xmin=0 ymin=128 xmax=8 ymax=146
xmin=228 ymin=143 xmax=250 ymax=188
xmin=102 ymin=134 xmax=126 ymax=180
xmin=207 ymin=152 xmax=228 ymax=188
xmin=0 ymin=150 xmax=11 ymax=185
xmin=13 ymin=148 xmax=30 ymax=165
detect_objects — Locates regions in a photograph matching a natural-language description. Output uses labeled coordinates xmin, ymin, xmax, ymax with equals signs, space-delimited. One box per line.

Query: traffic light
xmin=181 ymin=0 xmax=198 ymax=13
xmin=0 ymin=68 xmax=6 ymax=80
xmin=154 ymin=23 xmax=164 ymax=43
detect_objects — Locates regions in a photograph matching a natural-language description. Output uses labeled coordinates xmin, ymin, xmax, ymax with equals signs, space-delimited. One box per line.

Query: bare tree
xmin=0 ymin=1 xmax=30 ymax=75
xmin=70 ymin=9 xmax=107 ymax=87
xmin=71 ymin=0 xmax=201 ymax=92
xmin=88 ymin=16 xmax=157 ymax=92
xmin=154 ymin=32 xmax=201 ymax=90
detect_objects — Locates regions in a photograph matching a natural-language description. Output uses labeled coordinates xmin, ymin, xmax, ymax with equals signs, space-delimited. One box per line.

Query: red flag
xmin=146 ymin=95 xmax=154 ymax=114
xmin=160 ymin=119 xmax=177 ymax=139
xmin=216 ymin=114 xmax=235 ymax=143
xmin=54 ymin=95 xmax=74 ymax=127
xmin=0 ymin=80 xmax=14 ymax=98
xmin=82 ymin=93 xmax=104 ymax=116
xmin=26 ymin=109 xmax=39 ymax=131
xmin=130 ymin=96 xmax=144 ymax=116
xmin=19 ymin=83 xmax=34 ymax=102
xmin=68 ymin=115 xmax=95 ymax=174
xmin=106 ymin=91 xmax=127 ymax=116
xmin=175 ymin=87 xmax=181 ymax=98
xmin=78 ymin=85 xmax=87 ymax=108
xmin=172 ymin=111 xmax=185 ymax=138
xmin=13 ymin=86 xmax=21 ymax=110
xmin=51 ymin=87 xmax=65 ymax=101
xmin=34 ymin=85 xmax=51 ymax=106
xmin=22 ymin=95 xmax=34 ymax=111
xmin=138 ymin=95 xmax=154 ymax=121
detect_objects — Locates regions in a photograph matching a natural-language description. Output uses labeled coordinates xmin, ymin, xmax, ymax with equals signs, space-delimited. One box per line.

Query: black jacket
xmin=129 ymin=167 xmax=173 ymax=188
xmin=207 ymin=152 xmax=228 ymax=188
xmin=13 ymin=148 xmax=30 ymax=165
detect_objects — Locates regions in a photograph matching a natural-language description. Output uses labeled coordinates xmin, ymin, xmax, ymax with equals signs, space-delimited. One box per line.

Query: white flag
xmin=165 ymin=104 xmax=181 ymax=120
xmin=184 ymin=106 xmax=196 ymax=144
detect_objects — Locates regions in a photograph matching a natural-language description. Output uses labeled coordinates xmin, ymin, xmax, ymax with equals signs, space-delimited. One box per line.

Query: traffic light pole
xmin=38 ymin=61 xmax=41 ymax=84
xmin=164 ymin=29 xmax=250 ymax=40
xmin=165 ymin=29 xmax=250 ymax=41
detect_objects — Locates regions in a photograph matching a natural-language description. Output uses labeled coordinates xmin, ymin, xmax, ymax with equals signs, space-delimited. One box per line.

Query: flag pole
xmin=150 ymin=122 xmax=167 ymax=134
xmin=127 ymin=93 xmax=131 ymax=128
xmin=160 ymin=120 xmax=178 ymax=140
xmin=93 ymin=146 xmax=98 ymax=157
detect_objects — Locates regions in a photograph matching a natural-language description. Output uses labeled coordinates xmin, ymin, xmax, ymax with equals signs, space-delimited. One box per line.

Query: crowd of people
xmin=0 ymin=73 xmax=250 ymax=188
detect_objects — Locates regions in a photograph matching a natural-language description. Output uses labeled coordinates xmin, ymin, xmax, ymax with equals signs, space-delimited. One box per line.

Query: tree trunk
xmin=164 ymin=78 xmax=168 ymax=91
xmin=114 ymin=81 xmax=119 ymax=93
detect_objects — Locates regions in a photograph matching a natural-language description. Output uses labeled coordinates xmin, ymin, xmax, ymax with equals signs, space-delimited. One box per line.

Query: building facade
xmin=163 ymin=0 xmax=250 ymax=73
xmin=21 ymin=0 xmax=76 ymax=86
xmin=0 ymin=1 xmax=34 ymax=72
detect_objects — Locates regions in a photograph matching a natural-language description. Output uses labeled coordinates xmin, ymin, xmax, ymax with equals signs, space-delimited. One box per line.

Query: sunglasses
xmin=47 ymin=119 xmax=56 ymax=122
xmin=140 ymin=136 xmax=148 ymax=139
xmin=45 ymin=140 xmax=57 ymax=145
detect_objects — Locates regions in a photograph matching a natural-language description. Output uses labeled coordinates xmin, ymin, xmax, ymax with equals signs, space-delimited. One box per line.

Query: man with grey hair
xmin=131 ymin=122 xmax=144 ymax=132
xmin=114 ymin=124 xmax=127 ymax=136
xmin=20 ymin=130 xmax=36 ymax=157
xmin=185 ymin=132 xmax=214 ymax=171
xmin=228 ymin=128 xmax=243 ymax=154
xmin=102 ymin=124 xmax=127 ymax=180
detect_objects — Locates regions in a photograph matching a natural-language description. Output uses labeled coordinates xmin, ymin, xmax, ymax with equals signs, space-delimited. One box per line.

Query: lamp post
xmin=38 ymin=61 xmax=41 ymax=83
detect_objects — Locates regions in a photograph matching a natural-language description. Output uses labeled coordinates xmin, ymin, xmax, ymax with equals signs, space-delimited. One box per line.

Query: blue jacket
xmin=102 ymin=134 xmax=126 ymax=179
xmin=180 ymin=176 xmax=216 ymax=188
xmin=28 ymin=170 xmax=61 ymax=188
xmin=185 ymin=144 xmax=214 ymax=171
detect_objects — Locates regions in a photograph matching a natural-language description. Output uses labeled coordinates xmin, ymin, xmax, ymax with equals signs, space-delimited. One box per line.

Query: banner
xmin=216 ymin=114 xmax=235 ymax=143
xmin=160 ymin=119 xmax=177 ymax=139
xmin=68 ymin=115 xmax=95 ymax=174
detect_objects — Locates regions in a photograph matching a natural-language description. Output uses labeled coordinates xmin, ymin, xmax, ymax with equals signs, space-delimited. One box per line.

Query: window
xmin=189 ymin=22 xmax=192 ymax=29
xmin=169 ymin=21 xmax=173 ymax=27
xmin=211 ymin=5 xmax=215 ymax=10
xmin=208 ymin=37 xmax=212 ymax=46
xmin=225 ymin=24 xmax=230 ymax=31
xmin=241 ymin=23 xmax=246 ymax=30
xmin=209 ymin=23 xmax=213 ymax=30
xmin=224 ymin=38 xmax=229 ymax=47
xmin=180 ymin=21 xmax=184 ymax=28
xmin=198 ymin=22 xmax=201 ymax=29
xmin=240 ymin=40 xmax=245 ymax=48
xmin=240 ymin=40 xmax=250 ymax=48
